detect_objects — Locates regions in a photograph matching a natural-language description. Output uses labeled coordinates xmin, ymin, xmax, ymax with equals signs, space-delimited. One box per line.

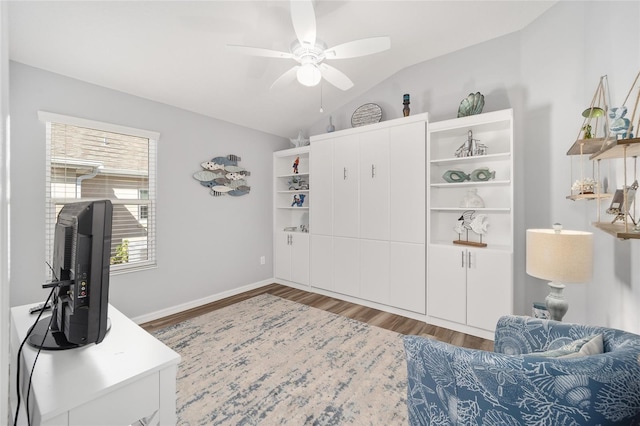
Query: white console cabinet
xmin=426 ymin=109 xmax=514 ymax=339
xmin=10 ymin=304 xmax=180 ymax=426
xmin=309 ymin=113 xmax=427 ymax=315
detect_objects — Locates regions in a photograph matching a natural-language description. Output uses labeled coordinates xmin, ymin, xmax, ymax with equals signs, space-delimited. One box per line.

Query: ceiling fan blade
xmin=290 ymin=0 xmax=316 ymax=46
xmin=270 ymin=66 xmax=300 ymax=90
xmin=324 ymin=36 xmax=391 ymax=59
xmin=227 ymin=45 xmax=294 ymax=59
xmin=319 ymin=63 xmax=354 ymax=91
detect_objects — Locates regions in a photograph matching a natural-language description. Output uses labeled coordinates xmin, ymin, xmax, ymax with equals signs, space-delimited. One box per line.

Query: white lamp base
xmin=545 ymin=281 xmax=568 ymax=321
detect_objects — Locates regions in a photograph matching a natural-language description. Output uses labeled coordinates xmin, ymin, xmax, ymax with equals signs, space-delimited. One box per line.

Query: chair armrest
xmin=403 ymin=335 xmax=519 ymax=425
xmin=494 ymin=315 xmax=609 ymax=354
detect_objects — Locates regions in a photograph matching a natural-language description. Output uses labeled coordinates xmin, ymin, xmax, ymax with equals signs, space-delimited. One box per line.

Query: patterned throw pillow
xmin=529 ymin=334 xmax=604 ymax=359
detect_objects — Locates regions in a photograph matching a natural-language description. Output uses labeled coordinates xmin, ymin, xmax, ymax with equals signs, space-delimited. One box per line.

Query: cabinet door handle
xmin=288 ymin=234 xmax=292 ymax=245
xmin=371 ymin=164 xmax=376 ymax=178
xmin=343 ymin=167 xmax=347 ymax=180
xmin=467 ymin=251 xmax=472 ymax=269
xmin=461 ymin=251 xmax=465 ymax=268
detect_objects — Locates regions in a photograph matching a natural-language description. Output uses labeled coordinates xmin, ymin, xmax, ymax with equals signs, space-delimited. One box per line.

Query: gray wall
xmin=309 ymin=1 xmax=640 ymax=332
xmin=9 ymin=61 xmax=289 ymax=319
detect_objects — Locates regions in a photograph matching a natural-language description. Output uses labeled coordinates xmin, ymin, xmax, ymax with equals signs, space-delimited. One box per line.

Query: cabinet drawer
xmin=69 ymin=372 xmax=159 ymax=426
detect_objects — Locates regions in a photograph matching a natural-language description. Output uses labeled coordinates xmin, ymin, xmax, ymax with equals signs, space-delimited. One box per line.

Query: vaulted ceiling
xmin=8 ymin=1 xmax=555 ymax=138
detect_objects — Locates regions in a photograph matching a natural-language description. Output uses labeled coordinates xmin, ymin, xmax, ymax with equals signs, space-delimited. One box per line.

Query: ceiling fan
xmin=227 ymin=0 xmax=390 ymax=91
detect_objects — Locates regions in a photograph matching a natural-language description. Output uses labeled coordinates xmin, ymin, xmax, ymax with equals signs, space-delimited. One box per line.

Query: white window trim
xmin=40 ymin=111 xmax=159 ymax=275
xmin=38 ymin=111 xmax=160 ymax=140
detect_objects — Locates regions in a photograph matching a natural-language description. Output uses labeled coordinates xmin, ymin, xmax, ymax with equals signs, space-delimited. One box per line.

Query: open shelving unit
xmin=566 ymin=73 xmax=640 ymax=239
xmin=426 ymin=108 xmax=514 ymax=340
xmin=590 ymin=138 xmax=640 ymax=239
xmin=273 ymin=146 xmax=311 ymax=286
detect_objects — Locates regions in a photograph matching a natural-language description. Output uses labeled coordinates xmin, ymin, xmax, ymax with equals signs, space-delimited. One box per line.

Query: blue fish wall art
xmin=193 ymin=154 xmax=250 ymax=197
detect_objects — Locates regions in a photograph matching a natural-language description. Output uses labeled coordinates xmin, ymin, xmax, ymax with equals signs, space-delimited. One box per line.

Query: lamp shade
xmin=526 ymin=228 xmax=593 ymax=283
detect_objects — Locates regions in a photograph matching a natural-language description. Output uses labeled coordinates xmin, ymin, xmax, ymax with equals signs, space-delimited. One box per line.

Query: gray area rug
xmin=152 ymin=294 xmax=408 ymax=425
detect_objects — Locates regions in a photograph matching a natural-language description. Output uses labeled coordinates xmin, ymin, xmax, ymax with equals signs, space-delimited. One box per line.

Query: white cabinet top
xmin=311 ymin=112 xmax=428 ymax=141
xmin=11 ymin=303 xmax=180 ymax=422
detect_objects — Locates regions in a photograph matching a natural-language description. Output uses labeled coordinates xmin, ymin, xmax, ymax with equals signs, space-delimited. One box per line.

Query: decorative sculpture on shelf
xmin=607 ymin=180 xmax=638 ymax=225
xmin=287 ymin=176 xmax=308 ymax=190
xmin=192 ymin=154 xmax=251 ymax=197
xmin=457 ymin=92 xmax=484 ymax=117
xmin=455 ymin=130 xmax=487 ymax=158
xmin=290 ymin=130 xmax=309 ymax=147
xmin=291 ymin=194 xmax=306 ymax=207
xmin=292 ymin=157 xmax=300 ymax=174
xmin=608 ymin=106 xmax=633 ymax=139
xmin=453 ymin=210 xmax=488 ymax=247
xmin=470 ymin=167 xmax=495 ymax=181
xmin=403 ymin=94 xmax=410 ymax=117
xmin=576 ymin=76 xmax=611 ymax=143
xmin=571 ymin=178 xmax=596 ymax=195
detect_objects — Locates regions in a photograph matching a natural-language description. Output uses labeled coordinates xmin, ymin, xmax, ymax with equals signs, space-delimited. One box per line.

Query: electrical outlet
xmin=260 ymin=256 xmax=266 ymax=265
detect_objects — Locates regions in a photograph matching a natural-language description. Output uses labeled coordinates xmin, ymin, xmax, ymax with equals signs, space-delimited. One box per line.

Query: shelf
xmin=589 ymin=137 xmax=640 ymax=161
xmin=431 ymin=180 xmax=510 ymax=188
xmin=566 ymin=193 xmax=613 ymax=201
xmin=276 ymin=173 xmax=309 ymax=178
xmin=430 ymin=207 xmax=510 ymax=212
xmin=429 ymin=240 xmax=512 ymax=251
xmin=566 ymin=138 xmax=609 ymax=156
xmin=276 ymin=207 xmax=309 ymax=210
xmin=592 ymin=222 xmax=640 ymax=240
xmin=430 ymin=152 xmax=510 ymax=166
xmin=277 ymin=190 xmax=309 ymax=194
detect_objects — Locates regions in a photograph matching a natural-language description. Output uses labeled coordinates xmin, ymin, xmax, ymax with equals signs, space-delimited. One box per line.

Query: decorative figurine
xmin=326 ymin=116 xmax=335 ymax=133
xmin=288 ymin=176 xmax=309 ymax=190
xmin=453 ymin=210 xmax=488 ymax=247
xmin=469 ymin=167 xmax=496 ymax=182
xmin=403 ymin=94 xmax=410 ymax=117
xmin=454 ymin=130 xmax=487 ymax=157
xmin=607 ymin=180 xmax=638 ymax=225
xmin=290 ymin=130 xmax=309 ymax=147
xmin=292 ymin=157 xmax=299 ymax=174
xmin=457 ymin=92 xmax=485 ymax=117
xmin=291 ymin=194 xmax=306 ymax=207
xmin=609 ymin=106 xmax=632 ymax=139
xmin=442 ymin=169 xmax=471 ymax=183
xmin=571 ymin=177 xmax=596 ymax=194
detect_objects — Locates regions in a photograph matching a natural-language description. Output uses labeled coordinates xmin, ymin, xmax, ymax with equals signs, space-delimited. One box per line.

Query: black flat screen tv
xmin=28 ymin=199 xmax=113 ymax=350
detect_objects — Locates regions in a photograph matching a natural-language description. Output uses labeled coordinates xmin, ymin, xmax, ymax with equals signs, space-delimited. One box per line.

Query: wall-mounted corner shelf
xmin=566 ymin=193 xmax=613 ymax=201
xmin=589 ymin=137 xmax=640 ymax=161
xmin=592 ymin=222 xmax=640 ymax=240
xmin=566 ymin=138 xmax=609 ymax=156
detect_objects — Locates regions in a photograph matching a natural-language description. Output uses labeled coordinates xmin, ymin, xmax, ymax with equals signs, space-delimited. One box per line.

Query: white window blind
xmin=40 ymin=112 xmax=158 ymax=276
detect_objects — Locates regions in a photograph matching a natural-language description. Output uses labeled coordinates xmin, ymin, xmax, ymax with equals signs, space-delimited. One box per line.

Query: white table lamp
xmin=526 ymin=224 xmax=593 ymax=321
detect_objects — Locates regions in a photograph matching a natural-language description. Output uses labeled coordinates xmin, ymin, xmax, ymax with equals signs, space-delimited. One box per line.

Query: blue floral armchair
xmin=403 ymin=315 xmax=640 ymax=425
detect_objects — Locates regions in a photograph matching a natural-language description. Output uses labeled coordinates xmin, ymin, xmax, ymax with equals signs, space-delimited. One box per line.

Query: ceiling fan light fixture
xmin=297 ymin=63 xmax=322 ymax=87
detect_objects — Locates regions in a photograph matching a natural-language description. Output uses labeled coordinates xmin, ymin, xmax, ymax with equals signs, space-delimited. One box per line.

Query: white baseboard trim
xmin=131 ymin=279 xmax=274 ymax=325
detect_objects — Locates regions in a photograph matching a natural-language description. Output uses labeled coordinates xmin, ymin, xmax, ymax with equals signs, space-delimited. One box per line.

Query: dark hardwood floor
xmin=140 ymin=283 xmax=494 ymax=351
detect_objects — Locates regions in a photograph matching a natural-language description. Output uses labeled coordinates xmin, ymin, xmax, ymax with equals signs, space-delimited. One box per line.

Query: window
xmin=39 ymin=111 xmax=159 ymax=275
xmin=139 ymin=189 xmax=149 ymax=220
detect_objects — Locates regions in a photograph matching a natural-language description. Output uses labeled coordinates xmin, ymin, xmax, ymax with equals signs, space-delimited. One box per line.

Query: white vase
xmin=460 ymin=188 xmax=485 ymax=208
